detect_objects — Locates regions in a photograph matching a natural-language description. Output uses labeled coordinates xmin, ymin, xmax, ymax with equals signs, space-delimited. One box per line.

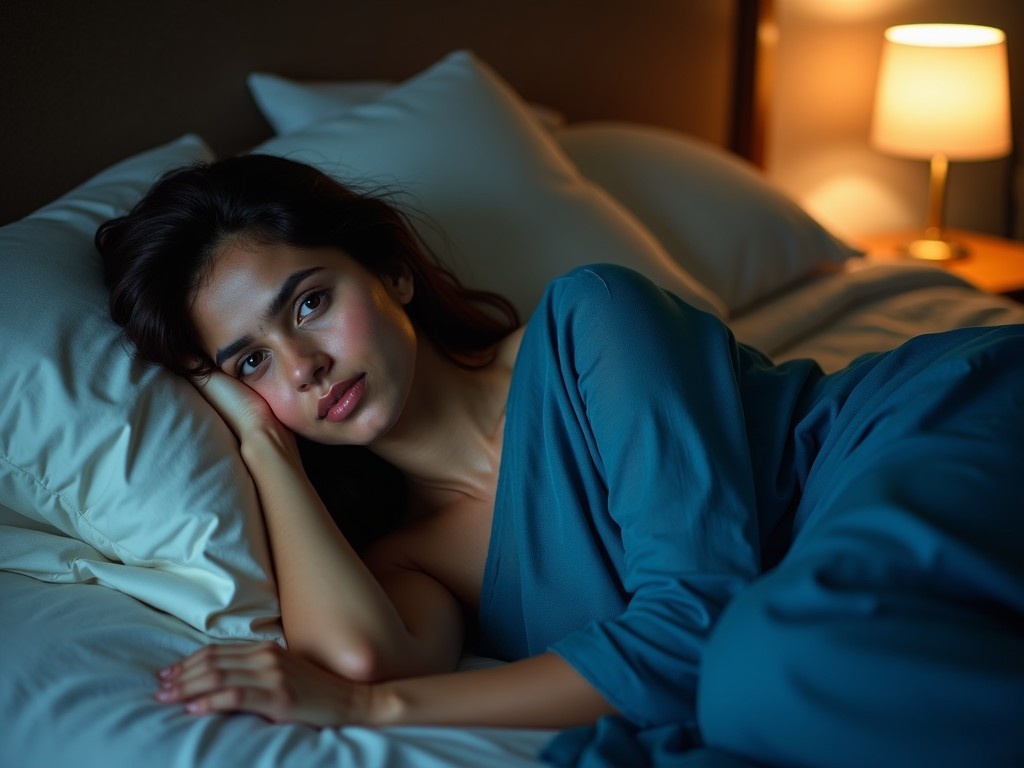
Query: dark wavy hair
xmin=96 ymin=153 xmax=518 ymax=378
xmin=95 ymin=154 xmax=519 ymax=549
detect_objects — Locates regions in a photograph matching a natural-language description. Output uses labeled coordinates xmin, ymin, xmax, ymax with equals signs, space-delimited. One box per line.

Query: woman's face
xmin=191 ymin=241 xmax=418 ymax=446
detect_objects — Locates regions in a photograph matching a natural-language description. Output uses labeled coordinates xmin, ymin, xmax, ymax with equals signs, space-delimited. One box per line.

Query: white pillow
xmin=252 ymin=51 xmax=725 ymax=319
xmin=0 ymin=136 xmax=282 ymax=641
xmin=553 ymin=123 xmax=858 ymax=313
xmin=248 ymin=71 xmax=567 ymax=135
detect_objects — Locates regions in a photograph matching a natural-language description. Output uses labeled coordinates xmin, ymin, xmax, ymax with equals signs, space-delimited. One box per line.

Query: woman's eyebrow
xmin=215 ymin=335 xmax=255 ymax=369
xmin=214 ymin=266 xmax=324 ymax=368
xmin=264 ymin=267 xmax=324 ymax=320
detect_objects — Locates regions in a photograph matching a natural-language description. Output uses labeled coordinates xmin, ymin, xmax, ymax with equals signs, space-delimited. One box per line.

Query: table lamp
xmin=871 ymin=23 xmax=1012 ymax=261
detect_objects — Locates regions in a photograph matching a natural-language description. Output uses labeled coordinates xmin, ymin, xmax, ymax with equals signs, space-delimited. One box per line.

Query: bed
xmin=3 ymin=3 xmax=1024 ymax=767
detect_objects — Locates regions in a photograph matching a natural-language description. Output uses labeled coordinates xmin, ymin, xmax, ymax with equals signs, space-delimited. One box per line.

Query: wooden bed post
xmin=731 ymin=0 xmax=776 ymax=169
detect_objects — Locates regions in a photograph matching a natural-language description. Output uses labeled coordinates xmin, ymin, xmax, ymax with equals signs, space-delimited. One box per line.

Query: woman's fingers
xmin=170 ymin=677 xmax=292 ymax=723
xmin=182 ymin=686 xmax=276 ymax=718
xmin=192 ymin=370 xmax=275 ymax=437
xmin=159 ymin=641 xmax=277 ymax=681
xmin=192 ymin=371 xmax=299 ymax=456
xmin=158 ymin=667 xmax=263 ymax=703
xmin=156 ymin=645 xmax=288 ymax=712
xmin=154 ymin=641 xmax=363 ymax=727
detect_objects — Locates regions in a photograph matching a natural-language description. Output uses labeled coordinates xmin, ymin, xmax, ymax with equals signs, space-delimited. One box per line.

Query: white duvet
xmin=730 ymin=258 xmax=1024 ymax=371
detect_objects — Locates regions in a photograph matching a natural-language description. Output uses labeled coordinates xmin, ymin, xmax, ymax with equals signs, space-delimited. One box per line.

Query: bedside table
xmin=854 ymin=227 xmax=1024 ymax=301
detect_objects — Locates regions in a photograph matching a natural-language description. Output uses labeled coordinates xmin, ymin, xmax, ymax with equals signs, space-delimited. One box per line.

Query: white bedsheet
xmin=730 ymin=258 xmax=1024 ymax=371
xmin=0 ymin=570 xmax=553 ymax=768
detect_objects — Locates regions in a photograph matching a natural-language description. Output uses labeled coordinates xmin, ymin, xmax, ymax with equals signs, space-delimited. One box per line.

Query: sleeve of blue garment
xmin=540 ymin=264 xmax=763 ymax=728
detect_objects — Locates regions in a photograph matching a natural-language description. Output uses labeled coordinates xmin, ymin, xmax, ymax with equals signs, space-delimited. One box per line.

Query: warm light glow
xmin=804 ymin=173 xmax=912 ymax=240
xmin=785 ymin=0 xmax=913 ymax=22
xmin=871 ymin=23 xmax=1011 ymax=160
xmin=885 ymin=23 xmax=1004 ymax=47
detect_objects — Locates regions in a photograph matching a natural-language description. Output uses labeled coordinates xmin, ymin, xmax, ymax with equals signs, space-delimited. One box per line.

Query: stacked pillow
xmin=248 ymin=53 xmax=855 ymax=315
xmin=248 ymin=71 xmax=567 ymax=135
xmin=251 ymin=51 xmax=726 ymax=319
xmin=554 ymin=124 xmax=858 ymax=312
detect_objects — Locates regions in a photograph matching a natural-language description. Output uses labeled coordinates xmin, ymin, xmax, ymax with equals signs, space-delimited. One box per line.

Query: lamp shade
xmin=871 ymin=24 xmax=1012 ymax=160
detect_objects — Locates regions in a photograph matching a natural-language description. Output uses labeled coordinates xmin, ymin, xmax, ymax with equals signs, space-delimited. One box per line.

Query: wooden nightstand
xmin=854 ymin=227 xmax=1024 ymax=301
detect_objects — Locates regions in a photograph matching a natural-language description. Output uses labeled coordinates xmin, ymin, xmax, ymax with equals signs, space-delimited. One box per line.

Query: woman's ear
xmin=386 ymin=265 xmax=415 ymax=306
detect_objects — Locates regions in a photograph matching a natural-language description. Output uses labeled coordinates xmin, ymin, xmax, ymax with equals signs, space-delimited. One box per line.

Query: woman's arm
xmin=196 ymin=372 xmax=463 ymax=682
xmin=373 ymin=652 xmax=617 ymax=728
xmin=157 ymin=646 xmax=616 ymax=729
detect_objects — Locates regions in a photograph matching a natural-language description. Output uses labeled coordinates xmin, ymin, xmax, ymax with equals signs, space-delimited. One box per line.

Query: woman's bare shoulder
xmin=362 ymin=498 xmax=492 ymax=610
xmin=496 ymin=325 xmax=526 ymax=370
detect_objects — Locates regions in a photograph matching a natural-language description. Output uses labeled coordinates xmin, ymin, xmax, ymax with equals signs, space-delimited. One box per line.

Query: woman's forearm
xmin=241 ymin=428 xmax=457 ymax=681
xmin=156 ymin=643 xmax=616 ymax=730
xmin=371 ymin=652 xmax=617 ymax=729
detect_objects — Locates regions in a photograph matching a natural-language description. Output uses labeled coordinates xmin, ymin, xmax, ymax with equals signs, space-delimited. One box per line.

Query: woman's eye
xmin=238 ymin=351 xmax=267 ymax=378
xmin=297 ymin=290 xmax=327 ymax=322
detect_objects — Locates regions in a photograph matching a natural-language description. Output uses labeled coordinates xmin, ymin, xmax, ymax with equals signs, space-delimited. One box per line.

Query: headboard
xmin=0 ymin=0 xmax=771 ymax=225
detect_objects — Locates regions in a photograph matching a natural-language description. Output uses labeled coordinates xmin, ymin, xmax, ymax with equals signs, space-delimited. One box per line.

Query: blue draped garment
xmin=477 ymin=264 xmax=1024 ymax=768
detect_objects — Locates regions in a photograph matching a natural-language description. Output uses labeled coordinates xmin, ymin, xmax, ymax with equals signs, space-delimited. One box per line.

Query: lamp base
xmin=903 ymin=237 xmax=968 ymax=262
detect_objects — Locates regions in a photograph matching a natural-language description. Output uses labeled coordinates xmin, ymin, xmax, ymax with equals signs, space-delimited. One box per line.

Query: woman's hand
xmin=155 ymin=642 xmax=378 ymax=727
xmin=194 ymin=371 xmax=300 ymax=465
xmin=193 ymin=370 xmax=280 ymax=441
xmin=156 ymin=645 xmax=618 ymax=731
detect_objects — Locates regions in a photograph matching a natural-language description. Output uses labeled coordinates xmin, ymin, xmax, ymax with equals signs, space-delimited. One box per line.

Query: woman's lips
xmin=318 ymin=375 xmax=366 ymax=422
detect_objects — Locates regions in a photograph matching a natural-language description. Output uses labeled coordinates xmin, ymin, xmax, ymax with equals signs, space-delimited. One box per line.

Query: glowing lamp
xmin=871 ymin=24 xmax=1012 ymax=260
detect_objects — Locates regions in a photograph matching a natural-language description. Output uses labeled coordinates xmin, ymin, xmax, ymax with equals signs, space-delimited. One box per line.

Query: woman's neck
xmin=369 ymin=328 xmax=523 ymax=506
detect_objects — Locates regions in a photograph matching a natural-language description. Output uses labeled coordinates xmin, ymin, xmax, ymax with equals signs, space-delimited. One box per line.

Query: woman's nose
xmin=287 ymin=346 xmax=329 ymax=391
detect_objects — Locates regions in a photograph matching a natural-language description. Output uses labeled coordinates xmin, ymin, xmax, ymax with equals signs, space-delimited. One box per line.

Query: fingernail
xmin=155 ymin=689 xmax=174 ymax=702
xmin=159 ymin=666 xmax=175 ymax=678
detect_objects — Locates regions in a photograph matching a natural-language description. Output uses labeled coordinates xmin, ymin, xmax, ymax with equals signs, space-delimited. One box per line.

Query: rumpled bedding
xmin=0 ymin=569 xmax=554 ymax=767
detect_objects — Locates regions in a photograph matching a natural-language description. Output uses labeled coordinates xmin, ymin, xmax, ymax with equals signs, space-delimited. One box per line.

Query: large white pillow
xmin=554 ymin=123 xmax=858 ymax=313
xmin=0 ymin=136 xmax=282 ymax=641
xmin=251 ymin=51 xmax=726 ymax=319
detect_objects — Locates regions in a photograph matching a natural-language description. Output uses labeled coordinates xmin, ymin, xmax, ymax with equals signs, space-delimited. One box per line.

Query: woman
xmin=97 ymin=154 xmax=1024 ymax=768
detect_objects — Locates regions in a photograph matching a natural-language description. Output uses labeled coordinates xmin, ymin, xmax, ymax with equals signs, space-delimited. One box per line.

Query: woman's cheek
xmin=256 ymin=383 xmax=306 ymax=435
xmin=276 ymin=398 xmax=309 ymax=435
